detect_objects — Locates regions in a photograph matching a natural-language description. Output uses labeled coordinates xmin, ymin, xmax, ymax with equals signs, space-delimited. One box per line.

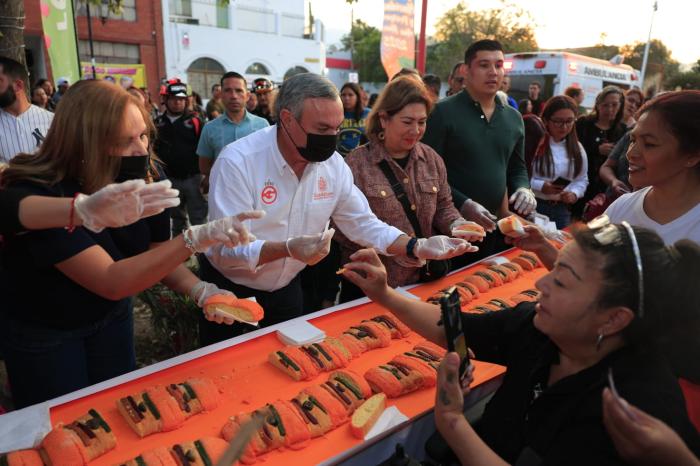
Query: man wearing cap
xmin=252 ymin=77 xmax=275 ymax=124
xmin=0 ymin=57 xmax=54 ymax=163
xmin=51 ymin=77 xmax=70 ymax=106
xmin=199 ymin=73 xmax=477 ymax=346
xmin=197 ymin=71 xmax=269 ymax=193
xmin=153 ymin=80 xmax=207 ymax=236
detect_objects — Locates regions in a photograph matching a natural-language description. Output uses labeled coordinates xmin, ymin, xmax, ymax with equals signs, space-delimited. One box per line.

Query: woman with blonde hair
xmin=335 ymin=76 xmax=481 ymax=301
xmin=0 ymin=80 xmax=262 ymax=408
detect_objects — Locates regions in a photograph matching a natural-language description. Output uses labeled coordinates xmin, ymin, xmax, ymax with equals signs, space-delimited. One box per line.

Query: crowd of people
xmin=0 ymin=35 xmax=699 ymax=464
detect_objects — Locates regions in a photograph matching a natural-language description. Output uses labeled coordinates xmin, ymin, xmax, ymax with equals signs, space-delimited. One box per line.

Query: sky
xmin=311 ymin=0 xmax=699 ymax=65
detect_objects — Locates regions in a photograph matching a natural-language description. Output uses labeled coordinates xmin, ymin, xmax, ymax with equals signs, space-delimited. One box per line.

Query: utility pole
xmin=416 ymin=0 xmax=428 ymax=74
xmin=639 ymin=1 xmax=658 ymax=88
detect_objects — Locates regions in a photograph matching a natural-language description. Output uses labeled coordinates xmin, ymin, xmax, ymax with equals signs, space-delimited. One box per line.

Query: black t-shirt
xmin=575 ymin=117 xmax=626 ymax=201
xmin=0 ymin=179 xmax=170 ymax=330
xmin=462 ymin=303 xmax=700 ymax=465
xmin=0 ymin=187 xmax=32 ymax=236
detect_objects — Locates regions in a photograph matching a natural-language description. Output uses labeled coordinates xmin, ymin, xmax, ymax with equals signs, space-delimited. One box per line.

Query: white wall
xmin=163 ymin=0 xmax=325 ymax=84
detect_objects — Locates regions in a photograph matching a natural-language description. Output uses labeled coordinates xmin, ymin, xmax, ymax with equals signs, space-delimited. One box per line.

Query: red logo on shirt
xmin=313 ymin=175 xmax=334 ymax=201
xmin=261 ymin=180 xmax=277 ymax=204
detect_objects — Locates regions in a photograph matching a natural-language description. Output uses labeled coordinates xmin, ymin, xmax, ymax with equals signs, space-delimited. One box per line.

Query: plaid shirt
xmin=336 ymin=141 xmax=462 ymax=287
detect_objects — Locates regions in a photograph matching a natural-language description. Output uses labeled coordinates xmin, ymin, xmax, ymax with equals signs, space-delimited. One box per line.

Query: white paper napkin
xmin=364 ymin=405 xmax=409 ymax=440
xmin=0 ymin=402 xmax=51 ymax=453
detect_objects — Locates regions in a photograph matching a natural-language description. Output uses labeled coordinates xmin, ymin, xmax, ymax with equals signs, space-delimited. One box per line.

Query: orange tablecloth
xmin=49 ymin=250 xmax=546 ymax=465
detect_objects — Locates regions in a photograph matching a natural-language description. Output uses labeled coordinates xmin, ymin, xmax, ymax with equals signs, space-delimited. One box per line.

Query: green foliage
xmin=425 ymin=1 xmax=538 ymax=80
xmin=620 ymin=39 xmax=679 ymax=76
xmin=665 ymin=71 xmax=700 ymax=90
xmin=138 ymin=284 xmax=201 ymax=356
xmin=340 ymin=19 xmax=387 ymax=83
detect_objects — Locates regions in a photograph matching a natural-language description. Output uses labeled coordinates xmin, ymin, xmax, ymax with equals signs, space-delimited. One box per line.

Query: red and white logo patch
xmin=261 ymin=180 xmax=277 ymax=204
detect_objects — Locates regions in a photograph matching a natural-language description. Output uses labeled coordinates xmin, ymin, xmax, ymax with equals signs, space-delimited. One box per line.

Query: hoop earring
xmin=596 ymin=333 xmax=604 ymax=351
xmin=378 ymin=131 xmax=385 ymax=141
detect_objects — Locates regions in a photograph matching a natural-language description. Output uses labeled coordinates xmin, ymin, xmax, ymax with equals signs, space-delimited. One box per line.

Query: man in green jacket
xmin=423 ymin=40 xmax=536 ymax=236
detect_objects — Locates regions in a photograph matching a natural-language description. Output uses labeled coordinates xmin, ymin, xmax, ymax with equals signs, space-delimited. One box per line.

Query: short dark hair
xmin=464 ymin=40 xmax=503 ymax=65
xmin=530 ymin=81 xmax=541 ymax=88
xmin=450 ymin=62 xmax=464 ymax=78
xmin=211 ymin=83 xmax=221 ymax=93
xmin=422 ymin=74 xmax=441 ymax=95
xmin=220 ymin=71 xmax=247 ymax=88
xmin=0 ymin=56 xmax=28 ymax=83
xmin=564 ymin=86 xmax=582 ymax=99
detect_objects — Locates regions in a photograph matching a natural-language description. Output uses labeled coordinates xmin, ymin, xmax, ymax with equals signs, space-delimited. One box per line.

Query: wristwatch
xmin=406 ymin=237 xmax=418 ymax=259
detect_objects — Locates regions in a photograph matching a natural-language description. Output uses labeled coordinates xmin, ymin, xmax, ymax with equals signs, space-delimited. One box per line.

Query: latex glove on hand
xmin=190 ymin=281 xmax=237 ymax=325
xmin=74 ymin=179 xmax=180 ymax=233
xmin=460 ymin=199 xmax=497 ymax=232
xmin=286 ymin=228 xmax=335 ymax=265
xmin=186 ymin=210 xmax=266 ymax=252
xmin=450 ymin=218 xmax=486 ymax=242
xmin=414 ymin=235 xmax=478 ymax=260
xmin=509 ymin=187 xmax=537 ymax=216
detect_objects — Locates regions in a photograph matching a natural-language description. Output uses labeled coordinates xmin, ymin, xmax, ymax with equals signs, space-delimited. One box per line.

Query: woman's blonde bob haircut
xmin=365 ymin=75 xmax=433 ymax=143
xmin=1 ymin=79 xmax=156 ymax=193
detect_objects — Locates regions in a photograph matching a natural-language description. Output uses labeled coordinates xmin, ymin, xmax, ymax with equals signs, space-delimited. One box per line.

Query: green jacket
xmin=422 ymin=90 xmax=529 ymax=213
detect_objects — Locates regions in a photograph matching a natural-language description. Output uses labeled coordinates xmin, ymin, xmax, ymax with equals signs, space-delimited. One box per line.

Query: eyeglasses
xmin=587 ymin=215 xmax=644 ymax=318
xmin=549 ymin=118 xmax=576 ymax=128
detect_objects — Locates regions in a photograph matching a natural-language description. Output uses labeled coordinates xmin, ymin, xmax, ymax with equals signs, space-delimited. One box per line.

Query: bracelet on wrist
xmin=183 ymin=228 xmax=197 ymax=254
xmin=64 ymin=193 xmax=81 ymax=233
xmin=406 ymin=237 xmax=418 ymax=259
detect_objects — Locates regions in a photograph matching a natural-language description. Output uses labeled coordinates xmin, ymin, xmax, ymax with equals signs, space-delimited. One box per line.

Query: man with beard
xmin=153 ymin=80 xmax=207 ymax=236
xmin=198 ymin=73 xmax=475 ymax=345
xmin=0 ymin=58 xmax=54 ymax=163
xmin=197 ymin=71 xmax=268 ymax=193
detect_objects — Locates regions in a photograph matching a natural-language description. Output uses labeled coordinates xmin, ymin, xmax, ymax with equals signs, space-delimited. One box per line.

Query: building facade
xmin=162 ymin=0 xmax=326 ymax=99
xmin=23 ymin=0 xmax=166 ymax=101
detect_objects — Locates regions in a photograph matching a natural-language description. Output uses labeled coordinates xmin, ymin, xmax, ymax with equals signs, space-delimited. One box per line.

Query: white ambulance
xmin=504 ymin=51 xmax=640 ymax=110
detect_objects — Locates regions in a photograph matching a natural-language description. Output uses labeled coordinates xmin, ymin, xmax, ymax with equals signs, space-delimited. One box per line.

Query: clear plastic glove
xmin=460 ymin=199 xmax=497 ymax=232
xmin=187 ymin=210 xmax=266 ymax=252
xmin=414 ymin=235 xmax=478 ymax=260
xmin=286 ymin=228 xmax=335 ymax=265
xmin=74 ymin=179 xmax=180 ymax=233
xmin=449 ymin=218 xmax=486 ymax=242
xmin=509 ymin=187 xmax=537 ymax=216
xmin=190 ymin=281 xmax=237 ymax=325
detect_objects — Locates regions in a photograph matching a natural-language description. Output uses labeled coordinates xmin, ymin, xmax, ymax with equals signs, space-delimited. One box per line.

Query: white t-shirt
xmin=207 ymin=125 xmax=404 ymax=291
xmin=0 ymin=105 xmax=54 ymax=163
xmin=605 ymin=186 xmax=700 ymax=244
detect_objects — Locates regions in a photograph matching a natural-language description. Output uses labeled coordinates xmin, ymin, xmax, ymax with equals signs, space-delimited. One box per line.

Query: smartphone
xmin=439 ymin=286 xmax=470 ymax=380
xmin=552 ymin=176 xmax=571 ymax=187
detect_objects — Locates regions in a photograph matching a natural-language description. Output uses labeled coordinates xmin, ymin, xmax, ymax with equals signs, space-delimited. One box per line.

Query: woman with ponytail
xmin=530 ymin=95 xmax=588 ymax=228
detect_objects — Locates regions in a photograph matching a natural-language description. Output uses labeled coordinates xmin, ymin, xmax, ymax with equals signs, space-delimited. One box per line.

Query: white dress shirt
xmin=207 ymin=125 xmax=404 ymax=291
xmin=530 ymin=139 xmax=589 ymax=201
xmin=0 ymin=105 xmax=54 ymax=163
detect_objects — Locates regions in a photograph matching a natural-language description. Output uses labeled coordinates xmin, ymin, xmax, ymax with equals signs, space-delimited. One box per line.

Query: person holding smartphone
xmin=341 ymin=218 xmax=700 ymax=465
xmin=530 ymin=96 xmax=589 ymax=228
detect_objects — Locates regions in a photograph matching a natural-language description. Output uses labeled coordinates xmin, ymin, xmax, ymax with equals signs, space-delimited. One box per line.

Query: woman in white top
xmin=512 ymin=90 xmax=700 ymax=273
xmin=530 ymin=95 xmax=588 ymax=228
xmin=605 ymin=90 xmax=700 ymax=245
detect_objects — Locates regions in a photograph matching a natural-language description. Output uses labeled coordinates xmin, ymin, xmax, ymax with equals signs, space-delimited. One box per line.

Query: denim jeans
xmin=0 ymin=302 xmax=135 ymax=408
xmin=536 ymin=199 xmax=572 ymax=229
xmin=170 ymin=174 xmax=208 ymax=236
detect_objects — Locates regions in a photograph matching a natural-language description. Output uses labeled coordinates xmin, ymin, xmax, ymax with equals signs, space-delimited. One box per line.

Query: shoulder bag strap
xmin=377 ymin=159 xmax=423 ymax=238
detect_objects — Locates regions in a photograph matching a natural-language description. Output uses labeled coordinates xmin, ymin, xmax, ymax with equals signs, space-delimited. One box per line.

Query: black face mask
xmin=283 ymin=117 xmax=337 ymax=163
xmin=0 ymin=85 xmax=16 ymax=108
xmin=116 ymin=155 xmax=150 ymax=182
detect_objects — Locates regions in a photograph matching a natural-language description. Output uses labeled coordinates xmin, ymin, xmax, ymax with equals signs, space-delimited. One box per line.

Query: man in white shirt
xmin=200 ymin=73 xmax=475 ymax=345
xmin=0 ymin=57 xmax=54 ymax=163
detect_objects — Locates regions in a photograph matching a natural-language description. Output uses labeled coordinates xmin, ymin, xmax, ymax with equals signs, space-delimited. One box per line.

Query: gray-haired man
xmin=198 ymin=73 xmax=475 ymax=345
